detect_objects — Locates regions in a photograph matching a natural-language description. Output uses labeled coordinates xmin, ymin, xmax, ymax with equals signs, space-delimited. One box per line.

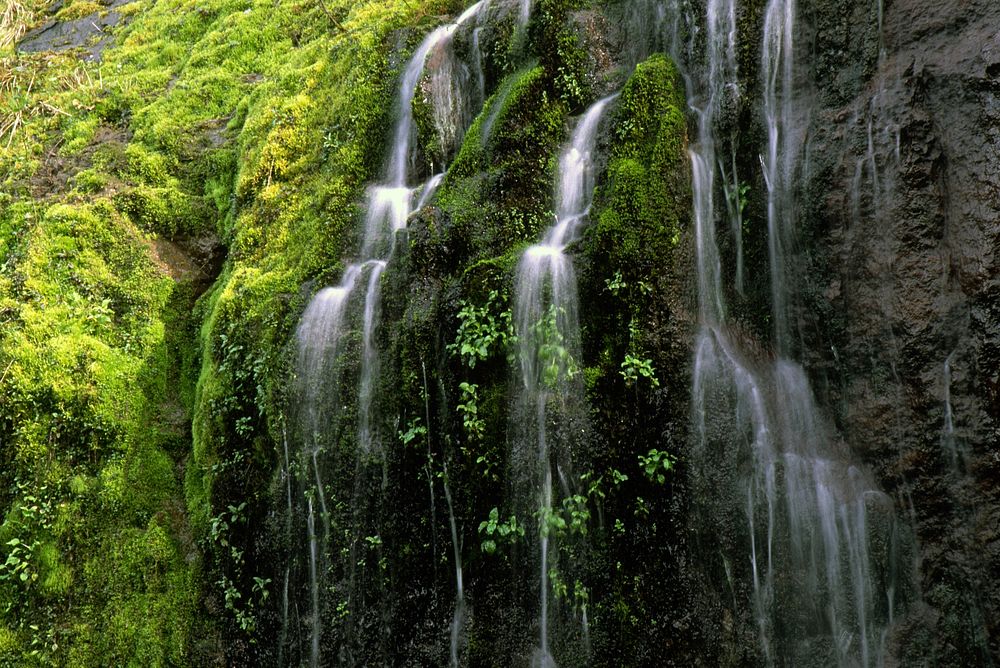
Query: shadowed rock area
xmin=795 ymin=0 xmax=1000 ymax=662
xmin=17 ymin=0 xmax=136 ymax=60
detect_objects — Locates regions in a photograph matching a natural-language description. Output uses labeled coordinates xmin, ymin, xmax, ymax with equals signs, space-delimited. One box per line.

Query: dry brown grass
xmin=0 ymin=51 xmax=85 ymax=148
xmin=0 ymin=66 xmax=37 ymax=147
xmin=1 ymin=0 xmax=32 ymax=49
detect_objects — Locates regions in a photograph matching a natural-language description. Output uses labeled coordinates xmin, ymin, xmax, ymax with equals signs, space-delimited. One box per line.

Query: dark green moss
xmin=576 ymin=52 xmax=695 ymax=666
xmin=438 ymin=65 xmax=566 ymax=263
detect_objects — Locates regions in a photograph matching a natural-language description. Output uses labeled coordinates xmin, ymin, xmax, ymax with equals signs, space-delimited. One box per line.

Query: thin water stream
xmin=513 ymin=92 xmax=617 ymax=668
xmin=285 ymin=2 xmax=494 ymax=664
xmin=677 ymin=0 xmax=903 ymax=665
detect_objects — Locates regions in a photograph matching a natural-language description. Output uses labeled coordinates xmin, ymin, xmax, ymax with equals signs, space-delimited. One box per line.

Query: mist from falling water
xmin=512 ymin=92 xmax=616 ymax=668
xmin=675 ymin=0 xmax=903 ymax=665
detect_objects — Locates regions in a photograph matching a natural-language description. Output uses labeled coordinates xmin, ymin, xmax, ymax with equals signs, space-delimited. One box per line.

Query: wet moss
xmin=4 ymin=0 xmax=699 ymax=664
xmin=583 ymin=51 xmax=688 ymax=369
xmin=437 ymin=65 xmax=565 ymax=265
xmin=576 ymin=51 xmax=694 ymax=665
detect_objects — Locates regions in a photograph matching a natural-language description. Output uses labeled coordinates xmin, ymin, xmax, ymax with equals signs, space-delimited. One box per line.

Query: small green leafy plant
xmin=457 ymin=382 xmax=485 ymax=441
xmin=478 ymin=507 xmax=524 ymax=554
xmin=638 ymin=448 xmax=674 ymax=484
xmin=447 ymin=290 xmax=513 ymax=369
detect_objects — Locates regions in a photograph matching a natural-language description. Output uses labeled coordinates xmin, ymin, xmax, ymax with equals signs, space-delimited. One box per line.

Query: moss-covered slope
xmin=1 ymin=0 xmax=698 ymax=665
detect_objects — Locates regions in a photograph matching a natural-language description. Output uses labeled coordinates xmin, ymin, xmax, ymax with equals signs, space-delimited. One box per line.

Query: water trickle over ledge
xmin=282 ymin=2 xmax=504 ymax=664
xmin=676 ymin=0 xmax=910 ymax=665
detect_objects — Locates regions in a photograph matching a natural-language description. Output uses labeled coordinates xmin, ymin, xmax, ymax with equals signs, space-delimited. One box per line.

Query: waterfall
xmin=442 ymin=466 xmax=465 ymax=668
xmin=761 ymin=0 xmax=798 ymax=354
xmin=283 ymin=3 xmax=493 ymax=664
xmin=943 ymin=352 xmax=954 ymax=441
xmin=357 ymin=260 xmax=388 ymax=454
xmin=678 ymin=0 xmax=903 ymax=665
xmin=512 ymin=93 xmax=617 ymax=668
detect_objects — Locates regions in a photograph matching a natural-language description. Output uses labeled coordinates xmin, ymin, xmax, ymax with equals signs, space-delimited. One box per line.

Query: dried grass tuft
xmin=1 ymin=0 xmax=31 ymax=49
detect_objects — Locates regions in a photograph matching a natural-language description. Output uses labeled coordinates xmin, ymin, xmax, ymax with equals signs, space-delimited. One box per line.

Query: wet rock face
xmin=794 ymin=0 xmax=1000 ymax=662
xmin=17 ymin=0 xmax=137 ymax=61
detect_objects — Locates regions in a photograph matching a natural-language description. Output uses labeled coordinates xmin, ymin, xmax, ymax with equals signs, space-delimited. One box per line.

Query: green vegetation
xmin=447 ymin=289 xmax=514 ymax=368
xmin=0 ymin=0 xmax=476 ymax=662
xmin=573 ymin=52 xmax=690 ymax=664
xmin=1 ymin=0 xmax=694 ymax=663
xmin=478 ymin=506 xmax=524 ymax=554
xmin=0 ymin=193 xmax=201 ymax=664
xmin=582 ymin=52 xmax=687 ymax=400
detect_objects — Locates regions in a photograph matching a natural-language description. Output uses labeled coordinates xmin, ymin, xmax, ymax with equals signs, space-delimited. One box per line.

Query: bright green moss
xmin=37 ymin=542 xmax=74 ymax=598
xmin=113 ymin=185 xmax=207 ymax=238
xmin=0 ymin=626 xmax=16 ymax=656
xmin=60 ymin=116 xmax=101 ymax=156
xmin=587 ymin=53 xmax=687 ymax=277
xmin=0 ymin=172 xmax=196 ymax=665
xmin=122 ymin=143 xmax=173 ymax=186
xmin=79 ymin=521 xmax=199 ymax=667
xmin=579 ymin=51 xmax=688 ymax=415
xmin=611 ymin=53 xmax=686 ymax=163
xmin=53 ymin=0 xmax=103 ymax=21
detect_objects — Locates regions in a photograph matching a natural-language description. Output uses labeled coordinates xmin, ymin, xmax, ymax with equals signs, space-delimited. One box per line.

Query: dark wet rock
xmin=682 ymin=0 xmax=1000 ymax=663
xmin=17 ymin=0 xmax=137 ymax=61
xmin=792 ymin=0 xmax=1000 ymax=663
xmin=151 ymin=233 xmax=226 ymax=292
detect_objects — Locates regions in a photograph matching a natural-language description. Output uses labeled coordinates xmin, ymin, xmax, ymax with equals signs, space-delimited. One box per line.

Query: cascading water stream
xmin=941 ymin=351 xmax=963 ymax=470
xmin=292 ymin=262 xmax=363 ymax=667
xmin=519 ymin=0 xmax=531 ymax=26
xmin=284 ymin=3 xmax=497 ymax=664
xmin=761 ymin=0 xmax=797 ymax=355
xmin=512 ymin=92 xmax=616 ymax=668
xmin=678 ymin=0 xmax=903 ymax=665
xmin=442 ymin=465 xmax=465 ymax=668
xmin=357 ymin=260 xmax=388 ymax=454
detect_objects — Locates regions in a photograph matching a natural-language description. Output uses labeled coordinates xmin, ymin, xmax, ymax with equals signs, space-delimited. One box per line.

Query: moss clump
xmin=566 ymin=52 xmax=694 ymax=665
xmin=579 ymin=52 xmax=688 ymax=393
xmin=530 ymin=0 xmax=590 ymax=109
xmin=437 ymin=65 xmax=565 ymax=264
xmin=0 ymin=195 xmax=204 ymax=664
xmin=53 ymin=1 xmax=103 ymax=21
xmin=588 ymin=53 xmax=687 ymax=275
xmin=78 ymin=520 xmax=200 ymax=667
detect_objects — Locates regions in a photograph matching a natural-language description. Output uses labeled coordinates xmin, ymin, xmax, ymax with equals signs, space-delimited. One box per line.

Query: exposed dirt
xmin=147 ymin=234 xmax=225 ymax=290
xmin=26 ymin=123 xmax=130 ymax=198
